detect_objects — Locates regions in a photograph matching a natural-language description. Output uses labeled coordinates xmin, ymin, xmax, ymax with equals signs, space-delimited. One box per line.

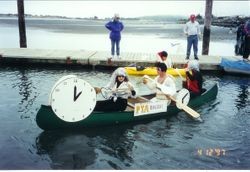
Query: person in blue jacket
xmin=105 ymin=13 xmax=124 ymax=59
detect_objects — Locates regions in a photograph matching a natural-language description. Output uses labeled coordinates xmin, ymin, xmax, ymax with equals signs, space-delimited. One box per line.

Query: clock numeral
xmin=63 ymin=82 xmax=67 ymax=85
xmin=55 ymin=88 xmax=60 ymax=92
xmin=74 ymin=79 xmax=78 ymax=83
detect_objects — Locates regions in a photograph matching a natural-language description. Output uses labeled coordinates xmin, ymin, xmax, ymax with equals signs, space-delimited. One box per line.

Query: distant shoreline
xmin=1 ymin=13 xmax=250 ymax=28
xmin=0 ymin=16 xmax=237 ymax=41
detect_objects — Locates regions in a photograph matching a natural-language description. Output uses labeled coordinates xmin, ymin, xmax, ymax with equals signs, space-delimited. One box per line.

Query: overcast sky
xmin=0 ymin=1 xmax=249 ymax=18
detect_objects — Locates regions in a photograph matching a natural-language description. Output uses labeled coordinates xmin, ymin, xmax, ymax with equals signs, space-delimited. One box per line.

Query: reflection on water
xmin=11 ymin=69 xmax=39 ymax=119
xmin=18 ymin=70 xmax=37 ymax=114
xmin=219 ymin=75 xmax=250 ymax=111
xmin=236 ymin=78 xmax=249 ymax=110
xmin=35 ymin=125 xmax=138 ymax=169
xmin=36 ymin=131 xmax=96 ymax=169
xmin=94 ymin=126 xmax=136 ymax=169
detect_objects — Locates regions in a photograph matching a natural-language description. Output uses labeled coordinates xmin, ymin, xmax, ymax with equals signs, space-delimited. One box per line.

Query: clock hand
xmin=74 ymin=86 xmax=82 ymax=101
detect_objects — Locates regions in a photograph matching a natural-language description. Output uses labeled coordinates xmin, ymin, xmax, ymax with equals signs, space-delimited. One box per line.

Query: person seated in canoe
xmin=142 ymin=62 xmax=176 ymax=106
xmin=183 ymin=60 xmax=203 ymax=98
xmin=94 ymin=67 xmax=136 ymax=112
xmin=157 ymin=51 xmax=173 ymax=68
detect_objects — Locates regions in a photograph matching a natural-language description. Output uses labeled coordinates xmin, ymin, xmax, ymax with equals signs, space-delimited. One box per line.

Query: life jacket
xmin=186 ymin=70 xmax=201 ymax=94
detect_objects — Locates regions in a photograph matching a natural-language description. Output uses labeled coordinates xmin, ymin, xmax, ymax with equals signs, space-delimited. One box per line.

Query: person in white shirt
xmin=184 ymin=14 xmax=201 ymax=60
xmin=94 ymin=68 xmax=136 ymax=112
xmin=143 ymin=63 xmax=176 ymax=107
xmin=157 ymin=51 xmax=173 ymax=68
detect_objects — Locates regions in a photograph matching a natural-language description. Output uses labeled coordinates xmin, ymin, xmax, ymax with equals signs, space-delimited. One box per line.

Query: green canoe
xmin=36 ymin=82 xmax=218 ymax=131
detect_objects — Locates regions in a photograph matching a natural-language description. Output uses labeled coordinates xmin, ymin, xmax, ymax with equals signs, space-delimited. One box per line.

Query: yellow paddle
xmin=174 ymin=68 xmax=185 ymax=81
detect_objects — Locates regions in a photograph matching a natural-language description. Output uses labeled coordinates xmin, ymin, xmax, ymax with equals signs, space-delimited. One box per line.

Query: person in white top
xmin=94 ymin=67 xmax=136 ymax=112
xmin=143 ymin=63 xmax=176 ymax=106
xmin=157 ymin=51 xmax=173 ymax=68
xmin=184 ymin=14 xmax=201 ymax=60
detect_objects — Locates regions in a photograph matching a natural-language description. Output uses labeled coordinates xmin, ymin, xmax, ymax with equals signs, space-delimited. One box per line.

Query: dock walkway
xmin=0 ymin=48 xmax=241 ymax=71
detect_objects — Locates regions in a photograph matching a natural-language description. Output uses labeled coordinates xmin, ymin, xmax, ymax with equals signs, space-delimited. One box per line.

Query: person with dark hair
xmin=184 ymin=14 xmax=201 ymax=60
xmin=105 ymin=13 xmax=124 ymax=60
xmin=157 ymin=50 xmax=173 ymax=68
xmin=94 ymin=68 xmax=136 ymax=112
xmin=143 ymin=62 xmax=176 ymax=104
xmin=183 ymin=60 xmax=203 ymax=98
xmin=242 ymin=20 xmax=250 ymax=61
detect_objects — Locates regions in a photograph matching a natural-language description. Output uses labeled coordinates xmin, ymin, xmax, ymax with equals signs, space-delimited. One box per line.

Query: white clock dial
xmin=48 ymin=75 xmax=77 ymax=104
xmin=50 ymin=75 xmax=96 ymax=122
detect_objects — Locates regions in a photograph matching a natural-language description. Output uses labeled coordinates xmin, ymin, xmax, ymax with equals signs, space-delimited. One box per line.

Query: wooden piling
xmin=17 ymin=0 xmax=27 ymax=48
xmin=202 ymin=0 xmax=213 ymax=55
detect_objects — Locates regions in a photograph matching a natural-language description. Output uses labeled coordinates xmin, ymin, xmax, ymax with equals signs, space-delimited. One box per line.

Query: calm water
xmin=0 ymin=66 xmax=249 ymax=170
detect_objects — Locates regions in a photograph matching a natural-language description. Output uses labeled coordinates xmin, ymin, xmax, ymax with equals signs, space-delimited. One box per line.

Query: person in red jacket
xmin=183 ymin=60 xmax=203 ymax=98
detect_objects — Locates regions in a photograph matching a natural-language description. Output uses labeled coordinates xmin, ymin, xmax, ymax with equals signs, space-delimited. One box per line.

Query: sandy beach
xmin=0 ymin=17 xmax=237 ymax=56
xmin=0 ymin=17 xmax=236 ymax=40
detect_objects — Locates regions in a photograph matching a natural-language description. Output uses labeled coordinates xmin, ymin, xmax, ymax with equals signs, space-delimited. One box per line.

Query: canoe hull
xmin=36 ymin=83 xmax=218 ymax=130
xmin=125 ymin=67 xmax=186 ymax=76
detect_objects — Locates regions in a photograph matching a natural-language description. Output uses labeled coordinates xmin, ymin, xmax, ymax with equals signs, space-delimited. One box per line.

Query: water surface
xmin=0 ymin=66 xmax=249 ymax=169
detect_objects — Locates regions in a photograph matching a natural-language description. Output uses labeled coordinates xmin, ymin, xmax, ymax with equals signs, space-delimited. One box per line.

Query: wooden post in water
xmin=17 ymin=0 xmax=27 ymax=48
xmin=202 ymin=0 xmax=213 ymax=55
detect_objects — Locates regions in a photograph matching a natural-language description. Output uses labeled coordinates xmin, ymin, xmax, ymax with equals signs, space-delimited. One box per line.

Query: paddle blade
xmin=169 ymin=95 xmax=200 ymax=119
xmin=179 ymin=103 xmax=200 ymax=118
xmin=175 ymin=88 xmax=190 ymax=109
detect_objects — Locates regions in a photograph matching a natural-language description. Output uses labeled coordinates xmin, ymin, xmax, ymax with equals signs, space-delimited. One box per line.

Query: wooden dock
xmin=0 ymin=48 xmax=242 ymax=71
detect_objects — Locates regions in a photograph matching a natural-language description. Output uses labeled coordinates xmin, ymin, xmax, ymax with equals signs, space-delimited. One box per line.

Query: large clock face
xmin=50 ymin=76 xmax=96 ymax=122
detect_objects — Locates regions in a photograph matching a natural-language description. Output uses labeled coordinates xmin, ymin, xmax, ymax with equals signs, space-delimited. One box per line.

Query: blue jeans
xmin=186 ymin=35 xmax=198 ymax=58
xmin=111 ymin=39 xmax=120 ymax=56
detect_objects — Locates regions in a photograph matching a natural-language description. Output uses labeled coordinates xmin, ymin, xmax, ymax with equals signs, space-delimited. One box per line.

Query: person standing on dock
xmin=184 ymin=14 xmax=201 ymax=60
xmin=243 ymin=20 xmax=250 ymax=61
xmin=105 ymin=13 xmax=124 ymax=60
xmin=235 ymin=20 xmax=245 ymax=56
